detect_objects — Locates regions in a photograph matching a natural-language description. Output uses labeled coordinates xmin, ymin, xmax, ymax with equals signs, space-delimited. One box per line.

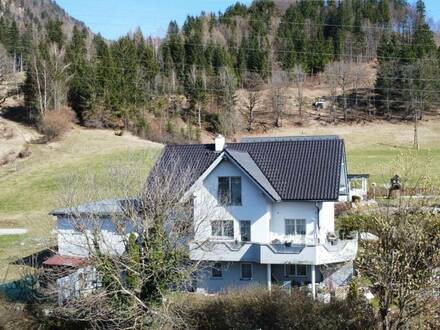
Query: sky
xmin=56 ymin=0 xmax=252 ymax=40
xmin=56 ymin=0 xmax=440 ymax=40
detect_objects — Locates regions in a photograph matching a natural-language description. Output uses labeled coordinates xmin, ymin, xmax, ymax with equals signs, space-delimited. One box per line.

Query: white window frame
xmin=211 ymin=220 xmax=234 ymax=240
xmin=240 ymin=263 xmax=253 ymax=280
xmin=285 ymin=219 xmax=306 ymax=236
xmin=284 ymin=264 xmax=308 ymax=278
xmin=239 ymin=220 xmax=251 ymax=242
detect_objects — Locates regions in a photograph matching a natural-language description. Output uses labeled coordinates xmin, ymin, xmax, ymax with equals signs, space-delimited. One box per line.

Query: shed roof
xmin=51 ymin=199 xmax=139 ymax=217
xmin=43 ymin=254 xmax=87 ymax=267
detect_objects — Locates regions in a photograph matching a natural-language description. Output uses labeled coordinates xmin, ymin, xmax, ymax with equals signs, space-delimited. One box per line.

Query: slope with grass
xmin=1 ymin=116 xmax=439 ymax=282
xmin=0 ymin=124 xmax=161 ymax=281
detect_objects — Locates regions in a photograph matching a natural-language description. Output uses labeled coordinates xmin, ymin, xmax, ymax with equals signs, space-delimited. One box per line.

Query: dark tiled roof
xmin=148 ymin=136 xmax=345 ymax=201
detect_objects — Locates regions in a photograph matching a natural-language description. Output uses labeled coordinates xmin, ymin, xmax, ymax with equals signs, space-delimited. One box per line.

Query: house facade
xmin=152 ymin=135 xmax=357 ymax=296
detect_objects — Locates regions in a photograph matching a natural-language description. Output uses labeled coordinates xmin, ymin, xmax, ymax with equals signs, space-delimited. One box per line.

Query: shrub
xmin=38 ymin=108 xmax=76 ymax=141
xmin=168 ymin=288 xmax=376 ymax=329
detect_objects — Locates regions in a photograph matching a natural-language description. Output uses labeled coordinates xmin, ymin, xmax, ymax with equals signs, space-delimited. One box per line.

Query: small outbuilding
xmin=348 ymin=174 xmax=369 ymax=201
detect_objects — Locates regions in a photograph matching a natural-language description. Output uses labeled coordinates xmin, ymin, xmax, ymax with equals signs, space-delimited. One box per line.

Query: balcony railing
xmin=190 ymin=234 xmax=358 ymax=265
xmin=190 ymin=241 xmax=260 ymax=262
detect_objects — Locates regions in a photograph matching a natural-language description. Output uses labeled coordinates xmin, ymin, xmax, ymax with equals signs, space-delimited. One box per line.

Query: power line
xmin=12 ymin=56 xmax=440 ymax=92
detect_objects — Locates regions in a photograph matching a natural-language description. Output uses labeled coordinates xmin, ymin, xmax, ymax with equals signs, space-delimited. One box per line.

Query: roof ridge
xmin=240 ymin=135 xmax=341 ymax=143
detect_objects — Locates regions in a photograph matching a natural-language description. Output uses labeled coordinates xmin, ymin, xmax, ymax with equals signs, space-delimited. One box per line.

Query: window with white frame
xmin=285 ymin=264 xmax=308 ymax=277
xmin=240 ymin=220 xmax=251 ymax=242
xmin=218 ymin=177 xmax=242 ymax=205
xmin=241 ymin=263 xmax=252 ymax=280
xmin=211 ymin=220 xmax=234 ymax=239
xmin=285 ymin=219 xmax=306 ymax=236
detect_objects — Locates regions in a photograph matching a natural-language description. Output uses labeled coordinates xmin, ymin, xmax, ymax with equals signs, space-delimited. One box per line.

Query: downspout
xmin=315 ymin=202 xmax=322 ymax=244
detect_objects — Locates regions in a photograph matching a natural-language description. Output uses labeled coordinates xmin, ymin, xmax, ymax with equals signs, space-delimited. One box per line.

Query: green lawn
xmin=0 ymin=128 xmax=161 ymax=281
xmin=347 ymin=147 xmax=440 ymax=186
xmin=0 ymin=150 xmax=159 ymax=215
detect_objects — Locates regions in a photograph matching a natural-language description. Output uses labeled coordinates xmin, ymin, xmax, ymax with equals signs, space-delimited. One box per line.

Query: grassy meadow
xmin=0 ymin=119 xmax=439 ymax=281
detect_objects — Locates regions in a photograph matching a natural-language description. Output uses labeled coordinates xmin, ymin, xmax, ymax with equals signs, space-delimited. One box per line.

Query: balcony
xmin=260 ymin=239 xmax=358 ymax=265
xmin=190 ymin=241 xmax=260 ymax=262
xmin=190 ymin=237 xmax=358 ymax=265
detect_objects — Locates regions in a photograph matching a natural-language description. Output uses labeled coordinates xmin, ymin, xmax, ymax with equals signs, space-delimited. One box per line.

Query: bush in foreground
xmin=168 ymin=288 xmax=376 ymax=330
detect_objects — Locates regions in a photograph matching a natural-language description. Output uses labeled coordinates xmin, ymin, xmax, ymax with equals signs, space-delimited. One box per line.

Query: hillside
xmin=1 ymin=0 xmax=440 ymax=281
xmin=0 ymin=0 xmax=434 ymax=146
xmin=0 ymin=0 xmax=89 ymax=35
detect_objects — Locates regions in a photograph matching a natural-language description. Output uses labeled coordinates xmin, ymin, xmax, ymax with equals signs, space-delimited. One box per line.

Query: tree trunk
xmin=33 ymin=54 xmax=44 ymax=116
xmin=343 ymin=84 xmax=348 ymax=121
xmin=197 ymin=103 xmax=202 ymax=130
xmin=414 ymin=108 xmax=419 ymax=150
xmin=13 ymin=50 xmax=16 ymax=73
xmin=248 ymin=108 xmax=253 ymax=132
xmin=386 ymin=92 xmax=390 ymax=119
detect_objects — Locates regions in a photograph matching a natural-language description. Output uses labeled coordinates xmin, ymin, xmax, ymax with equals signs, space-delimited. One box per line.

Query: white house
xmin=48 ymin=135 xmax=358 ymax=299
xmin=149 ymin=135 xmax=357 ymax=297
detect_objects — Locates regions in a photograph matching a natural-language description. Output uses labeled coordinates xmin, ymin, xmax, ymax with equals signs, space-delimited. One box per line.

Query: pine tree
xmin=46 ymin=19 xmax=64 ymax=47
xmin=66 ymin=26 xmax=93 ymax=120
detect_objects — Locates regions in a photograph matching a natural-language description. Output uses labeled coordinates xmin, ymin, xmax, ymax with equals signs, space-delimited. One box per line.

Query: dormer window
xmin=218 ymin=177 xmax=242 ymax=205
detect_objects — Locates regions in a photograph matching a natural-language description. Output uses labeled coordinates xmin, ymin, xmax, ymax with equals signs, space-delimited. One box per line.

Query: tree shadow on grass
xmin=0 ymin=106 xmax=37 ymax=126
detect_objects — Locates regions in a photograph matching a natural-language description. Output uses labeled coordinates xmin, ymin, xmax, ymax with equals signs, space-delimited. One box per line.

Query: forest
xmin=0 ymin=0 xmax=439 ymax=143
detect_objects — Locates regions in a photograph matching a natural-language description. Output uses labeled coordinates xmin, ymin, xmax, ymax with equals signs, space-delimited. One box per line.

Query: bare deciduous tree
xmin=241 ymin=72 xmax=263 ymax=132
xmin=40 ymin=152 xmax=217 ymax=329
xmin=270 ymin=70 xmax=288 ymax=127
xmin=292 ymin=64 xmax=305 ymax=119
xmin=30 ymin=43 xmax=72 ymax=117
xmin=324 ymin=62 xmax=339 ymax=122
xmin=356 ymin=156 xmax=440 ymax=330
xmin=358 ymin=209 xmax=439 ymax=330
xmin=351 ymin=56 xmax=366 ymax=110
xmin=217 ymin=67 xmax=241 ymax=136
xmin=325 ymin=61 xmax=354 ymax=121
